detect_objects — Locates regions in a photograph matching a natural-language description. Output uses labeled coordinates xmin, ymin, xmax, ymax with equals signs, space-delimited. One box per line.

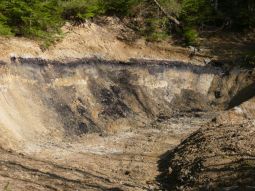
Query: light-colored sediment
xmin=0 ymin=18 xmax=254 ymax=191
xmin=0 ymin=18 xmax=194 ymax=63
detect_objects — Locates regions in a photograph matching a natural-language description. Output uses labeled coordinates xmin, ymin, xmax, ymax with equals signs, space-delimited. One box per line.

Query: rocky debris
xmin=158 ymin=122 xmax=255 ymax=190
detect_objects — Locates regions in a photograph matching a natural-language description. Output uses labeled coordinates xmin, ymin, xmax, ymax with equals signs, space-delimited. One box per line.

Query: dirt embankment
xmin=0 ymin=17 xmax=195 ymax=64
xmin=0 ymin=17 xmax=254 ymax=191
xmin=0 ymin=57 xmax=221 ymax=191
xmin=158 ymin=67 xmax=255 ymax=190
xmin=0 ymin=58 xmax=219 ymax=150
xmin=158 ymin=122 xmax=255 ymax=191
xmin=0 ymin=56 xmax=253 ymax=190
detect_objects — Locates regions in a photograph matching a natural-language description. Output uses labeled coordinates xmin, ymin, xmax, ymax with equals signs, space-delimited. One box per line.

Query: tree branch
xmin=151 ymin=0 xmax=180 ymax=26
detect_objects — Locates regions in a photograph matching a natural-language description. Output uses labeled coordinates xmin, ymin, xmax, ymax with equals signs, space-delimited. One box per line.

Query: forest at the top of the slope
xmin=0 ymin=0 xmax=254 ymax=47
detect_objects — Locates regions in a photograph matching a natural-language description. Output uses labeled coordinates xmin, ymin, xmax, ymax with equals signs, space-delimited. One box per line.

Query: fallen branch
xmin=151 ymin=0 xmax=181 ymax=26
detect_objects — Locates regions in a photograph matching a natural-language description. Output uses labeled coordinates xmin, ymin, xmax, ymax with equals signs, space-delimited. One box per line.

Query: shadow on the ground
xmin=228 ymin=82 xmax=255 ymax=109
xmin=156 ymin=134 xmax=255 ymax=191
xmin=156 ymin=149 xmax=178 ymax=191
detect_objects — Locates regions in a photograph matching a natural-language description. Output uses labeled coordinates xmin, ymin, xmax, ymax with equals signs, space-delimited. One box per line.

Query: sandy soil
xmin=0 ymin=57 xmax=217 ymax=190
xmin=0 ymin=17 xmax=254 ymax=191
xmin=0 ymin=17 xmax=194 ymax=64
xmin=0 ymin=115 xmax=213 ymax=191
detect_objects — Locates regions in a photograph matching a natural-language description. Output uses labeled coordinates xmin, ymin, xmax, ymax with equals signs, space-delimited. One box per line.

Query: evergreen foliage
xmin=0 ymin=0 xmax=63 ymax=38
xmin=0 ymin=0 xmax=254 ymax=45
xmin=61 ymin=0 xmax=105 ymax=22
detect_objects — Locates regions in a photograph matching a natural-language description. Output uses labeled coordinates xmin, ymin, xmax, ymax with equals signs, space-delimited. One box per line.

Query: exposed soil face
xmin=208 ymin=67 xmax=255 ymax=110
xmin=0 ymin=56 xmax=254 ymax=190
xmin=0 ymin=57 xmax=220 ymax=190
xmin=0 ymin=58 xmax=220 ymax=149
xmin=0 ymin=18 xmax=193 ymax=63
xmin=157 ymin=68 xmax=255 ymax=190
xmin=0 ymin=20 xmax=255 ymax=189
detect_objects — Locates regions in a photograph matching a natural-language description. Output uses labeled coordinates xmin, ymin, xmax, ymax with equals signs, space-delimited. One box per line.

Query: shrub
xmin=142 ymin=17 xmax=170 ymax=42
xmin=180 ymin=0 xmax=215 ymax=26
xmin=0 ymin=0 xmax=63 ymax=39
xmin=61 ymin=0 xmax=105 ymax=23
xmin=0 ymin=23 xmax=12 ymax=35
xmin=0 ymin=13 xmax=12 ymax=35
xmin=0 ymin=0 xmax=254 ymax=48
xmin=103 ymin=0 xmax=142 ymax=16
xmin=183 ymin=27 xmax=198 ymax=45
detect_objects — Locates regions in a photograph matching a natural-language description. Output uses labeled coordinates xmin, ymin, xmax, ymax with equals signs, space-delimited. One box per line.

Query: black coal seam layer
xmin=15 ymin=57 xmax=222 ymax=75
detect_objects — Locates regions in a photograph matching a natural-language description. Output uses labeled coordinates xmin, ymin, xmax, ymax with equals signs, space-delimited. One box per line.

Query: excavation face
xmin=0 ymin=58 xmax=220 ymax=149
xmin=1 ymin=58 xmax=255 ymax=190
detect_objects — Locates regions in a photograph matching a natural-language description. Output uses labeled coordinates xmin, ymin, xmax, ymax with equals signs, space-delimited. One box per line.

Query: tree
xmin=0 ymin=0 xmax=63 ymax=38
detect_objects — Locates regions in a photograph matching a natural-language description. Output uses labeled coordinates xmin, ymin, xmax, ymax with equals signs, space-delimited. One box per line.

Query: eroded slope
xmin=0 ymin=57 xmax=254 ymax=190
xmin=0 ymin=58 xmax=219 ymax=150
xmin=0 ymin=58 xmax=221 ymax=190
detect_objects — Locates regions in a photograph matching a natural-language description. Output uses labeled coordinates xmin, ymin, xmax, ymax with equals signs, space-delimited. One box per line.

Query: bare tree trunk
xmin=151 ymin=0 xmax=180 ymax=26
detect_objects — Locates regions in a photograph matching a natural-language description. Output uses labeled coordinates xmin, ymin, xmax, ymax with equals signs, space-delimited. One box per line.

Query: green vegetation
xmin=0 ymin=0 xmax=254 ymax=46
xmin=183 ymin=27 xmax=199 ymax=45
xmin=61 ymin=0 xmax=105 ymax=22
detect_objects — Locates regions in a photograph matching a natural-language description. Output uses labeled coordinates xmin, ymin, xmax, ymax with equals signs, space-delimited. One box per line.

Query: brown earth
xmin=0 ymin=57 xmax=219 ymax=190
xmin=159 ymin=120 xmax=255 ymax=191
xmin=157 ymin=68 xmax=255 ymax=191
xmin=0 ymin=18 xmax=254 ymax=191
xmin=0 ymin=17 xmax=195 ymax=63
